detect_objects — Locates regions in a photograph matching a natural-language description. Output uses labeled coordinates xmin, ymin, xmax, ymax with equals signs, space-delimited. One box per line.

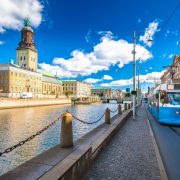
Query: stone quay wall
xmin=0 ymin=98 xmax=71 ymax=109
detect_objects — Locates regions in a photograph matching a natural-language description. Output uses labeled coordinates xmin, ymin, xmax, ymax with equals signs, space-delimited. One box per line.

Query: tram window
xmin=155 ymin=93 xmax=159 ymax=99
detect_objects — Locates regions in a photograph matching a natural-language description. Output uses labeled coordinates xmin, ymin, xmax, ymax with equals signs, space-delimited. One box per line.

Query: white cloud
xmin=39 ymin=32 xmax=152 ymax=78
xmin=103 ymin=75 xmax=113 ymax=80
xmin=168 ymin=54 xmax=174 ymax=59
xmin=0 ymin=0 xmax=43 ymax=33
xmin=84 ymin=78 xmax=101 ymax=84
xmin=85 ymin=30 xmax=92 ymax=43
xmin=100 ymin=70 xmax=165 ymax=87
xmin=139 ymin=20 xmax=160 ymax=47
xmin=0 ymin=41 xmax=5 ymax=45
xmin=137 ymin=18 xmax=142 ymax=23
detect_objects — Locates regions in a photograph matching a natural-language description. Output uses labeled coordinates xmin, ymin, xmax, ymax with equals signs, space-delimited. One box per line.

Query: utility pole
xmin=132 ymin=31 xmax=136 ymax=119
xmin=137 ymin=64 xmax=140 ymax=106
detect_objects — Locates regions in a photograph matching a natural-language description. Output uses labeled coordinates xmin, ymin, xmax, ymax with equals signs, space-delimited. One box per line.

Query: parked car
xmin=20 ymin=92 xmax=33 ymax=99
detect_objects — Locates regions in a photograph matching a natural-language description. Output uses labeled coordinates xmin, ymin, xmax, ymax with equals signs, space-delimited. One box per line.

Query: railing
xmin=0 ymin=103 xmax=133 ymax=157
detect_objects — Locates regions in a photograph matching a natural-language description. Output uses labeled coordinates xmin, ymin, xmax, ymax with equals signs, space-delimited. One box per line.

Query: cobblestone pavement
xmin=83 ymin=105 xmax=161 ymax=180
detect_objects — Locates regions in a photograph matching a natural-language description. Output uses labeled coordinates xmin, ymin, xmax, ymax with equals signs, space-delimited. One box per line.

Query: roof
xmin=38 ymin=69 xmax=63 ymax=85
xmin=62 ymin=80 xmax=91 ymax=85
xmin=22 ymin=18 xmax=33 ymax=32
xmin=41 ymin=75 xmax=62 ymax=85
xmin=92 ymin=87 xmax=112 ymax=90
xmin=37 ymin=69 xmax=56 ymax=78
xmin=61 ymin=80 xmax=77 ymax=82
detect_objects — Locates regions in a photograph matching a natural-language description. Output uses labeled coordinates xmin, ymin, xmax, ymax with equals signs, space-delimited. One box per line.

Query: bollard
xmin=60 ymin=112 xmax=73 ymax=148
xmin=128 ymin=103 xmax=131 ymax=109
xmin=105 ymin=108 xmax=110 ymax=124
xmin=118 ymin=104 xmax=122 ymax=115
xmin=124 ymin=103 xmax=127 ymax=110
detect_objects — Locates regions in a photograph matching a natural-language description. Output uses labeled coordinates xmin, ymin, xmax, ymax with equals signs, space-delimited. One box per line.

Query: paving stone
xmin=83 ymin=106 xmax=161 ymax=180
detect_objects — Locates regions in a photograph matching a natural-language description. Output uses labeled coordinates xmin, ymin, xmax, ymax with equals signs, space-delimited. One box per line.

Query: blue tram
xmin=148 ymin=83 xmax=180 ymax=125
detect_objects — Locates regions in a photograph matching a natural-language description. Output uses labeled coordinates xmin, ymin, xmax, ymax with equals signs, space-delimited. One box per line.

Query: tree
xmin=125 ymin=92 xmax=131 ymax=97
xmin=65 ymin=91 xmax=73 ymax=98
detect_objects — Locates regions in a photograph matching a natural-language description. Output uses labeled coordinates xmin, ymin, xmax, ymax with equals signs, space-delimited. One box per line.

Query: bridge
xmin=1 ymin=102 xmax=176 ymax=180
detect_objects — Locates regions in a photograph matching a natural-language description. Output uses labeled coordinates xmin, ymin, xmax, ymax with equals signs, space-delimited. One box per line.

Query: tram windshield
xmin=168 ymin=93 xmax=180 ymax=105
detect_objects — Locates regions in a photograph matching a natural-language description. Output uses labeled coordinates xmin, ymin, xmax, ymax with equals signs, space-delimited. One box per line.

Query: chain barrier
xmin=109 ymin=107 xmax=118 ymax=113
xmin=0 ymin=105 xmax=120 ymax=156
xmin=72 ymin=112 xmax=106 ymax=125
xmin=0 ymin=114 xmax=63 ymax=157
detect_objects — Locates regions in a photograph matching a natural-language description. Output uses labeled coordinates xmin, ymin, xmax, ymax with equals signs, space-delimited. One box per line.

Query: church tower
xmin=16 ymin=19 xmax=38 ymax=71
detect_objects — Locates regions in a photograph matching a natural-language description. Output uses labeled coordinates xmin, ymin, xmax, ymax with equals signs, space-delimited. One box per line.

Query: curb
xmin=144 ymin=105 xmax=168 ymax=180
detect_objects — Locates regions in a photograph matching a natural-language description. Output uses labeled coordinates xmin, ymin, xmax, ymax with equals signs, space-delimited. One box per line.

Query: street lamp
xmin=132 ymin=32 xmax=136 ymax=119
xmin=132 ymin=31 xmax=153 ymax=119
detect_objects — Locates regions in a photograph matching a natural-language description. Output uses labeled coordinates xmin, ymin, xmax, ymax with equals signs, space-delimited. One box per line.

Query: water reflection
xmin=0 ymin=103 xmax=118 ymax=175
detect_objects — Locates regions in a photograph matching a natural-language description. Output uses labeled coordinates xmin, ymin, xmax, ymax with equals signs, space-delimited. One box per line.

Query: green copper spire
xmin=24 ymin=18 xmax=30 ymax=27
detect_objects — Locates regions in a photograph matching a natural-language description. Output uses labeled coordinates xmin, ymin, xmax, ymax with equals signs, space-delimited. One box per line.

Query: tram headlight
xmin=175 ymin=111 xmax=180 ymax=115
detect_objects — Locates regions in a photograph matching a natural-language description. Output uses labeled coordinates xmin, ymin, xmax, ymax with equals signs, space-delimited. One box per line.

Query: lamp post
xmin=132 ymin=31 xmax=136 ymax=119
xmin=137 ymin=64 xmax=140 ymax=106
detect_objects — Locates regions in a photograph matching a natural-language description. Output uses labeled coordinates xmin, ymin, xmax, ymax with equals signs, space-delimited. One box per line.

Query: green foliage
xmin=125 ymin=92 xmax=131 ymax=97
xmin=65 ymin=91 xmax=73 ymax=97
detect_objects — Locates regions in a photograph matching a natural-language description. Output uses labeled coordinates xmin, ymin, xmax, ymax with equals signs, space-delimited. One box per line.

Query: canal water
xmin=0 ymin=103 xmax=118 ymax=175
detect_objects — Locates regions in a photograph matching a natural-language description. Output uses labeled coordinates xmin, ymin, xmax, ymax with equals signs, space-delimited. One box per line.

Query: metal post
xmin=60 ymin=112 xmax=73 ymax=147
xmin=157 ymin=91 xmax=161 ymax=120
xmin=118 ymin=104 xmax=122 ymax=115
xmin=132 ymin=31 xmax=136 ymax=119
xmin=124 ymin=103 xmax=127 ymax=110
xmin=105 ymin=108 xmax=110 ymax=124
xmin=137 ymin=64 xmax=140 ymax=107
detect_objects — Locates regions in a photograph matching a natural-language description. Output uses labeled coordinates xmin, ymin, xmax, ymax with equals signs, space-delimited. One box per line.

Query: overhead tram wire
xmin=138 ymin=2 xmax=180 ymax=61
xmin=161 ymin=2 xmax=180 ymax=30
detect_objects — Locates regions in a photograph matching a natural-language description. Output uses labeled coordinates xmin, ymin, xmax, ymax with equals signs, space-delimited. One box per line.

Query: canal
xmin=0 ymin=103 xmax=118 ymax=175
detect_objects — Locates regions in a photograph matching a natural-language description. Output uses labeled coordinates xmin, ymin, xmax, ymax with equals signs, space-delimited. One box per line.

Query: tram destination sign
xmin=167 ymin=84 xmax=174 ymax=90
xmin=167 ymin=84 xmax=180 ymax=90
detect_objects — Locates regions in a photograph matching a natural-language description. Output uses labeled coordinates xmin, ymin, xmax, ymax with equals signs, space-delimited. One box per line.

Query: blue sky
xmin=0 ymin=0 xmax=179 ymax=91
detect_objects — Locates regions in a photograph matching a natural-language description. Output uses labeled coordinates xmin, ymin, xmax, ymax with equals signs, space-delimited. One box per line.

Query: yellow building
xmin=62 ymin=80 xmax=91 ymax=97
xmin=39 ymin=69 xmax=63 ymax=97
xmin=0 ymin=19 xmax=63 ymax=98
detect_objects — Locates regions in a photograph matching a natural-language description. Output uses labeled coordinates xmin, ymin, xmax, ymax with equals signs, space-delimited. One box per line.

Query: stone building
xmin=62 ymin=80 xmax=91 ymax=97
xmin=161 ymin=55 xmax=180 ymax=84
xmin=39 ymin=69 xmax=63 ymax=96
xmin=0 ymin=62 xmax=42 ymax=97
xmin=0 ymin=19 xmax=63 ymax=98
xmin=91 ymin=87 xmax=112 ymax=98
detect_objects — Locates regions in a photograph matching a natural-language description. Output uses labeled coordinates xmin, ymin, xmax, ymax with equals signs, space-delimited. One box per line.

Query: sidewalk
xmin=83 ymin=105 xmax=162 ymax=180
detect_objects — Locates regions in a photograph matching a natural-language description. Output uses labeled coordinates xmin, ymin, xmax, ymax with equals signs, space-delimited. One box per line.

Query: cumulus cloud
xmin=0 ymin=41 xmax=5 ymax=45
xmin=139 ymin=20 xmax=160 ymax=47
xmin=0 ymin=0 xmax=43 ymax=33
xmin=103 ymin=75 xmax=113 ymax=80
xmin=100 ymin=71 xmax=165 ymax=87
xmin=84 ymin=78 xmax=101 ymax=84
xmin=39 ymin=32 xmax=152 ymax=78
xmin=168 ymin=54 xmax=174 ymax=59
xmin=83 ymin=75 xmax=113 ymax=84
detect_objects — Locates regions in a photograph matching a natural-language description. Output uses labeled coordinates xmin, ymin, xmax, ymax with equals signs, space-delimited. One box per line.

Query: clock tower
xmin=16 ymin=19 xmax=38 ymax=71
